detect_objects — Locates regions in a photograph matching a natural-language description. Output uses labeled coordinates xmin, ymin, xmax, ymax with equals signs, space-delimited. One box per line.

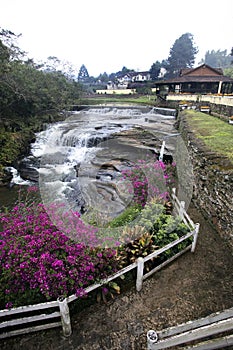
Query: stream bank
xmin=177 ymin=110 xmax=233 ymax=250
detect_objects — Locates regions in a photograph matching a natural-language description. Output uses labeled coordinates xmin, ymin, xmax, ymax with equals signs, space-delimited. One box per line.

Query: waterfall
xmin=14 ymin=106 xmax=177 ymax=214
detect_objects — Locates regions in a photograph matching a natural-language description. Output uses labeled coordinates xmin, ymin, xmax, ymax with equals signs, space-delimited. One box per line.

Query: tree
xmin=0 ymin=27 xmax=82 ymax=121
xmin=97 ymin=72 xmax=109 ymax=83
xmin=149 ymin=61 xmax=162 ymax=80
xmin=77 ymin=64 xmax=89 ymax=82
xmin=200 ymin=49 xmax=231 ymax=68
xmin=165 ymin=33 xmax=198 ymax=79
xmin=224 ymin=67 xmax=233 ymax=78
xmin=0 ymin=28 xmax=26 ymax=62
xmin=121 ymin=66 xmax=131 ymax=74
xmin=41 ymin=56 xmax=76 ymax=80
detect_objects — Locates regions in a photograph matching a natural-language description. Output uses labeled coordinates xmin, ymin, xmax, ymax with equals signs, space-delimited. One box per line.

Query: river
xmin=0 ymin=105 xmax=193 ymax=218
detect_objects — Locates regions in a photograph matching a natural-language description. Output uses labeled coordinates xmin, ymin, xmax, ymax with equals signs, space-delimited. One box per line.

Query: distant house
xmin=154 ymin=64 xmax=233 ymax=95
xmin=113 ymin=71 xmax=151 ymax=88
xmin=131 ymin=71 xmax=151 ymax=82
xmin=107 ymin=81 xmax=118 ymax=90
xmin=116 ymin=73 xmax=134 ymax=85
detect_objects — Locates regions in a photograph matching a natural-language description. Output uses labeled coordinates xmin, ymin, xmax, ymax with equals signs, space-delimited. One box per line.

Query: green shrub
xmin=107 ymin=204 xmax=142 ymax=228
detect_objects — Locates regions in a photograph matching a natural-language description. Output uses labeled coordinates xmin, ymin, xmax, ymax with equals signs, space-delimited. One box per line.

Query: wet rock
xmin=18 ymin=159 xmax=39 ymax=182
xmin=0 ymin=167 xmax=13 ymax=185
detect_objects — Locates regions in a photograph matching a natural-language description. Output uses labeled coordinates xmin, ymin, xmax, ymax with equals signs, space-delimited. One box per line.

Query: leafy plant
xmin=116 ymin=226 xmax=159 ymax=269
xmin=96 ymin=281 xmax=122 ymax=303
xmin=107 ymin=204 xmax=142 ymax=228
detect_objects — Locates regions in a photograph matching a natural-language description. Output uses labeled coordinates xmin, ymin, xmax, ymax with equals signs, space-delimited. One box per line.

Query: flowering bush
xmin=0 ymin=197 xmax=118 ymax=309
xmin=121 ymin=159 xmax=175 ymax=207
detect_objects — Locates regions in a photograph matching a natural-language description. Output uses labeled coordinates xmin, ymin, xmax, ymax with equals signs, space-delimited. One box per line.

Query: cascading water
xmin=0 ymin=105 xmax=196 ymax=247
xmin=7 ymin=106 xmax=182 ymax=215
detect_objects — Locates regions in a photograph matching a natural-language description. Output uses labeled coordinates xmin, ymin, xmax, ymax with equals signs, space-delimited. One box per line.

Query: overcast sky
xmin=1 ymin=0 xmax=233 ymax=77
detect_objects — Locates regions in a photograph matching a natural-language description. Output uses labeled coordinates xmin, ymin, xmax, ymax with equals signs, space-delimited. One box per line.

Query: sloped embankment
xmin=177 ymin=110 xmax=233 ymax=250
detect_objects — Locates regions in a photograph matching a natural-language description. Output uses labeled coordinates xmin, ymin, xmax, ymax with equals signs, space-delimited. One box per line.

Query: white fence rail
xmin=0 ymin=189 xmax=199 ymax=339
xmin=147 ymin=307 xmax=233 ymax=349
xmin=0 ymin=297 xmax=71 ymax=339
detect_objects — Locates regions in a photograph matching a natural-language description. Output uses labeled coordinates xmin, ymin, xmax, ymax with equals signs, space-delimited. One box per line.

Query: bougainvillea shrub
xmin=0 ymin=200 xmax=118 ymax=309
xmin=121 ymin=159 xmax=175 ymax=206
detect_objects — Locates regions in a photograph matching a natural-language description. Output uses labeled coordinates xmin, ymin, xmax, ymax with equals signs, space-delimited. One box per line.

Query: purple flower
xmin=5 ymin=302 xmax=13 ymax=309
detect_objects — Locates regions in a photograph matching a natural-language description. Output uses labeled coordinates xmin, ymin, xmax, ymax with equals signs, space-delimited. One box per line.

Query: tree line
xmin=0 ymin=28 xmax=83 ymax=131
xmin=0 ymin=28 xmax=83 ymax=182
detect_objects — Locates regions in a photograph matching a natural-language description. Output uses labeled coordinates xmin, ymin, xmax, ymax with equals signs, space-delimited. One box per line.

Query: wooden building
xmin=155 ymin=64 xmax=233 ymax=95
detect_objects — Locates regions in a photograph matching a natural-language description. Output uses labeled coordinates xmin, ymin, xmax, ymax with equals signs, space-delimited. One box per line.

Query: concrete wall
xmin=167 ymin=94 xmax=233 ymax=107
xmin=96 ymin=89 xmax=137 ymax=95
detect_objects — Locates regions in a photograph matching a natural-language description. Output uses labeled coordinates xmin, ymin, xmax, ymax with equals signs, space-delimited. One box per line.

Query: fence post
xmin=58 ymin=296 xmax=72 ymax=337
xmin=147 ymin=330 xmax=158 ymax=349
xmin=179 ymin=201 xmax=185 ymax=220
xmin=136 ymin=257 xmax=144 ymax=292
xmin=172 ymin=187 xmax=176 ymax=197
xmin=191 ymin=223 xmax=200 ymax=252
xmin=159 ymin=140 xmax=165 ymax=161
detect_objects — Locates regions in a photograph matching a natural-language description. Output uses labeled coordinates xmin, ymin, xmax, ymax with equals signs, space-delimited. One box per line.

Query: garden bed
xmin=0 ymin=157 xmax=200 ymax=339
xmin=0 ymin=187 xmax=199 ymax=339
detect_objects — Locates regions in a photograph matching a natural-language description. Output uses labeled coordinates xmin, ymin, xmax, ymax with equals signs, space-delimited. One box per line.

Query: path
xmin=1 ymin=203 xmax=233 ymax=349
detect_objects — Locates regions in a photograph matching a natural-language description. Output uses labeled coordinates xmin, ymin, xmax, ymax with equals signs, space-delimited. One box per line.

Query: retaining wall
xmin=177 ymin=112 xmax=233 ymax=250
xmin=167 ymin=94 xmax=233 ymax=117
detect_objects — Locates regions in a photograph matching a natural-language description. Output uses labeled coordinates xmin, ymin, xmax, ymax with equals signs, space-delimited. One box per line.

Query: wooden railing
xmin=0 ymin=189 xmax=199 ymax=339
xmin=0 ymin=297 xmax=71 ymax=339
xmin=147 ymin=307 xmax=233 ymax=349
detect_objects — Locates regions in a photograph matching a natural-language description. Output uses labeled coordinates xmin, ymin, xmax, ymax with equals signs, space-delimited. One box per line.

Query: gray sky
xmin=1 ymin=0 xmax=233 ymax=77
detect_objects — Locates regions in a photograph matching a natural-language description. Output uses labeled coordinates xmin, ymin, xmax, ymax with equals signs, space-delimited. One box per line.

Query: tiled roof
xmin=180 ymin=64 xmax=223 ymax=77
xmin=156 ymin=64 xmax=233 ymax=84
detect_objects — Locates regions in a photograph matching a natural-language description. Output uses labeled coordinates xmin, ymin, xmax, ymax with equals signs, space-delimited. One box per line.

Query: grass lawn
xmin=181 ymin=110 xmax=233 ymax=164
xmin=79 ymin=95 xmax=156 ymax=106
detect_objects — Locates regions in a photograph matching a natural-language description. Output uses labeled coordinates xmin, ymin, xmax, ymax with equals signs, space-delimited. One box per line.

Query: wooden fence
xmin=147 ymin=307 xmax=233 ymax=349
xmin=0 ymin=189 xmax=199 ymax=339
xmin=0 ymin=297 xmax=71 ymax=339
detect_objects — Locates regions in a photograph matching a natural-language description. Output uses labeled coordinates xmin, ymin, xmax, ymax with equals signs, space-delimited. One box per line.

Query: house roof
xmin=180 ymin=64 xmax=223 ymax=77
xmin=134 ymin=71 xmax=150 ymax=76
xmin=116 ymin=71 xmax=150 ymax=78
xmin=155 ymin=64 xmax=233 ymax=85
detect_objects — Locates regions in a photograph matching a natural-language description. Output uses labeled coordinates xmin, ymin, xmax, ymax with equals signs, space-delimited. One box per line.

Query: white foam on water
xmin=6 ymin=167 xmax=31 ymax=185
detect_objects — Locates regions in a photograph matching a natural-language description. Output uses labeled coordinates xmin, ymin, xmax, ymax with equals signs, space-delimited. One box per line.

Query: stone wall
xmin=177 ymin=112 xmax=233 ymax=250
